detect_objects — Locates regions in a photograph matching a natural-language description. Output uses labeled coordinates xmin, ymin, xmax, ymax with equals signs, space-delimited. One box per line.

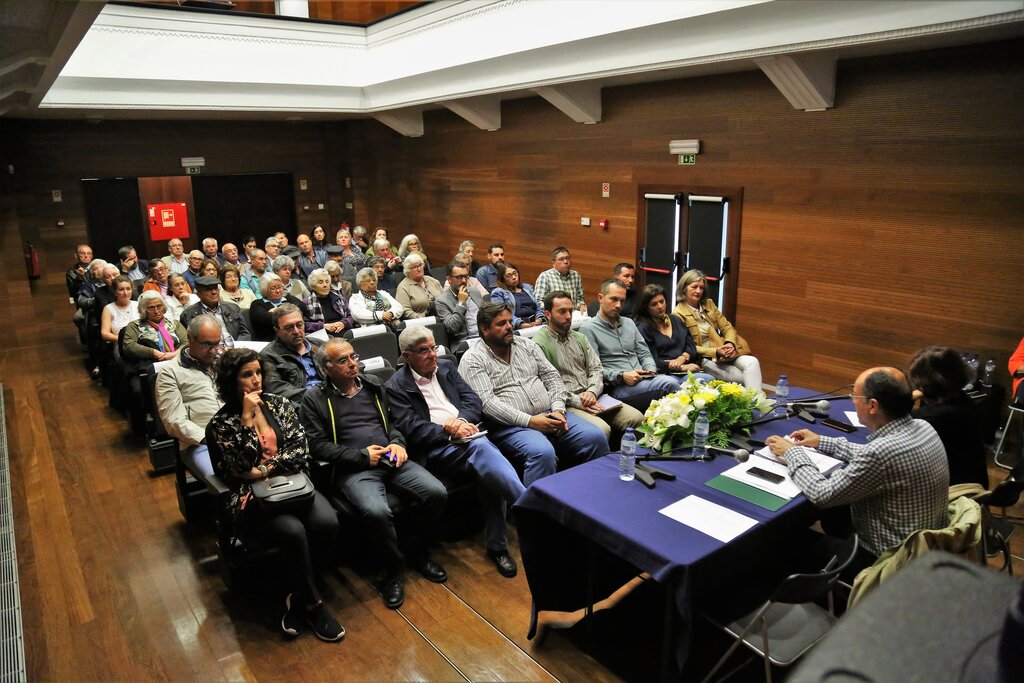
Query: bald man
xmin=766 ymin=367 xmax=949 ymax=573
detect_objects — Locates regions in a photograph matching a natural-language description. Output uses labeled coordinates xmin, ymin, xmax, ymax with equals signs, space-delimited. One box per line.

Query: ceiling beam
xmin=373 ymin=109 xmax=424 ymax=137
xmin=442 ymin=96 xmax=501 ymax=131
xmin=0 ymin=51 xmax=50 ymax=79
xmin=754 ymin=53 xmax=836 ymax=111
xmin=534 ymin=83 xmax=602 ymax=124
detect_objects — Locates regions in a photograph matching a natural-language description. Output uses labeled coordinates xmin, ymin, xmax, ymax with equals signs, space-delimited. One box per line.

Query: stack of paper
xmin=719 ymin=445 xmax=842 ymax=499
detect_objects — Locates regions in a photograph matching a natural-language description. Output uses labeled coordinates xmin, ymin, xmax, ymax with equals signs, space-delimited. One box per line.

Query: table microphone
xmin=789 ymin=399 xmax=832 ymax=413
xmin=708 ymin=446 xmax=750 ymax=462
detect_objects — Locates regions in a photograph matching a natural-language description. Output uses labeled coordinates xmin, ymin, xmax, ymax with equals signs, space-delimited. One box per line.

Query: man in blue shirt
xmin=475 ymin=243 xmax=505 ymax=291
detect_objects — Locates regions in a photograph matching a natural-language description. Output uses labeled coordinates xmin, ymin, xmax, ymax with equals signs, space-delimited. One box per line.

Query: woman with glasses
xmin=396 ymin=253 xmax=443 ymax=318
xmin=122 ymin=291 xmax=187 ymax=363
xmin=489 ymin=262 xmax=543 ymax=329
xmin=304 ymin=268 xmax=355 ymax=336
xmin=350 ymin=267 xmax=406 ymax=331
xmin=397 ymin=234 xmax=431 ymax=272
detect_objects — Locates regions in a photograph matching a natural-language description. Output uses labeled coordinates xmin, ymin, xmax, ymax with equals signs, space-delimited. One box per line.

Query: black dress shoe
xmin=487 ymin=549 xmax=518 ymax=578
xmin=379 ymin=576 xmax=405 ymax=609
xmin=411 ymin=558 xmax=448 ymax=583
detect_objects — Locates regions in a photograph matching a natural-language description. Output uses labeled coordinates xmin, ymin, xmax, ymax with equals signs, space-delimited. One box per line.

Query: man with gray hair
xmin=386 ymin=327 xmax=525 ymax=578
xmin=261 ymin=303 xmax=324 ymax=401
xmin=183 ymin=250 xmax=204 ymax=289
xmin=161 ymin=238 xmax=189 ymax=275
xmin=264 ymin=236 xmax=282 ymax=261
xmin=201 ymin=237 xmax=221 ymax=264
xmin=155 ymin=315 xmax=225 ymax=478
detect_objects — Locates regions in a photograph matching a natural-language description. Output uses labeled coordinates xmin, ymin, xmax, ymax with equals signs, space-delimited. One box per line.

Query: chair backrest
xmin=587 ymin=300 xmax=600 ymax=317
xmin=773 ymin=535 xmax=860 ymax=604
xmin=205 ymin=421 xmax=224 ymax=477
xmin=233 ymin=340 xmax=269 ymax=352
xmin=404 ymin=316 xmax=437 ymax=328
xmin=980 ymin=471 xmax=1024 ymax=509
xmin=429 ymin=266 xmax=447 ymax=283
xmin=345 ymin=329 xmax=400 ymax=368
xmin=347 ymin=324 xmax=391 ymax=340
xmin=241 ymin=306 xmax=253 ymax=338
xmin=361 ymin=357 xmax=396 ymax=383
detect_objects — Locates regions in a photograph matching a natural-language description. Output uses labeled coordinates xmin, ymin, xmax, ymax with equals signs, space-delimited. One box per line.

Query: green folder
xmin=706 ymin=475 xmax=789 ymax=512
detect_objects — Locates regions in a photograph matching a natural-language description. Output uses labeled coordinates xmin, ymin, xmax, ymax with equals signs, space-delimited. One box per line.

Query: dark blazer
xmin=179 ymin=300 xmax=252 ymax=341
xmin=435 ymin=287 xmax=485 ymax=346
xmin=260 ymin=337 xmax=324 ymax=403
xmin=385 ymin=359 xmax=483 ymax=456
xmin=637 ymin=315 xmax=699 ymax=375
xmin=249 ymin=296 xmax=308 ymax=341
xmin=299 ymin=373 xmax=406 ymax=474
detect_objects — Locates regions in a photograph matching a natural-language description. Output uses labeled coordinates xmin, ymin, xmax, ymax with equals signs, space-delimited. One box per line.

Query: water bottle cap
xmin=624 ymin=426 xmax=634 ymax=434
xmin=699 ymin=410 xmax=706 ymax=416
xmin=780 ymin=374 xmax=787 ymax=380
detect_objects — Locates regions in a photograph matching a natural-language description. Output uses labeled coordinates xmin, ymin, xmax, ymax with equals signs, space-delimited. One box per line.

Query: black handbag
xmin=250 ymin=472 xmax=315 ymax=515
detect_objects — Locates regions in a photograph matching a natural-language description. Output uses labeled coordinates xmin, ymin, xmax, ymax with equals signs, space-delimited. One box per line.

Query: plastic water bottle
xmin=983 ymin=359 xmax=996 ymax=386
xmin=619 ymin=428 xmax=637 ymax=481
xmin=775 ymin=374 xmax=790 ymax=412
xmin=693 ymin=411 xmax=710 ymax=461
xmin=966 ymin=356 xmax=979 ymax=389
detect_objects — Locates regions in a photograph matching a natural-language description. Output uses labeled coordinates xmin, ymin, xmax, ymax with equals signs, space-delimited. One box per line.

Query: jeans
xmin=244 ymin=490 xmax=338 ymax=604
xmin=609 ymin=374 xmax=680 ymax=412
xmin=425 ymin=438 xmax=525 ymax=552
xmin=490 ymin=412 xmax=610 ymax=487
xmin=337 ymin=460 xmax=447 ymax=574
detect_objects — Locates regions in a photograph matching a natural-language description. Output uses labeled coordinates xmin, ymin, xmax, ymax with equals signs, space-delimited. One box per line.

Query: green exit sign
xmin=185 ymin=166 xmax=202 ymax=175
xmin=678 ymin=154 xmax=696 ymax=165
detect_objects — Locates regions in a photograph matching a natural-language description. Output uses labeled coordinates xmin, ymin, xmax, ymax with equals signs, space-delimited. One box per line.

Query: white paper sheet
xmin=721 ymin=458 xmax=802 ymax=499
xmin=659 ymin=495 xmax=758 ymax=543
xmin=307 ymin=329 xmax=329 ymax=342
xmin=844 ymin=411 xmax=864 ymax=427
xmin=753 ymin=444 xmax=842 ymax=476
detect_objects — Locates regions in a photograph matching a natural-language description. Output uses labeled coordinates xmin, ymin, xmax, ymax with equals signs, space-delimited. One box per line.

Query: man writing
xmin=386 ymin=327 xmax=525 ymax=578
xmin=533 ymin=247 xmax=586 ymax=312
xmin=260 ymin=303 xmax=324 ymax=402
xmin=534 ymin=290 xmax=645 ymax=447
xmin=155 ymin=315 xmax=224 ymax=478
xmin=475 ymin=243 xmax=505 ymax=291
xmin=459 ymin=302 xmax=609 ymax=486
xmin=580 ymin=278 xmax=677 ymax=412
xmin=300 ymin=339 xmax=448 ymax=609
xmin=435 ymin=261 xmax=485 ymax=346
xmin=766 ymin=367 xmax=949 ymax=574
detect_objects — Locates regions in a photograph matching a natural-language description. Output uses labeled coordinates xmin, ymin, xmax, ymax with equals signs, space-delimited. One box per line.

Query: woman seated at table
xmin=397 ymin=234 xmax=431 ymax=272
xmin=349 ymin=267 xmax=406 ymax=331
xmin=164 ymin=273 xmax=199 ymax=323
xmin=635 ymin=284 xmax=712 ymax=384
xmin=334 ymin=228 xmax=366 ymax=273
xmin=672 ymin=269 xmax=762 ymax=389
xmin=395 ymin=253 xmax=442 ymax=318
xmin=250 ymin=273 xmax=308 ymax=342
xmin=219 ymin=263 xmax=256 ymax=310
xmin=208 ymin=348 xmax=343 ymax=641
xmin=100 ymin=275 xmax=139 ymax=350
xmin=908 ymin=346 xmax=988 ymax=487
xmin=489 ymin=262 xmax=543 ymax=329
xmin=303 ymin=268 xmax=354 ymax=337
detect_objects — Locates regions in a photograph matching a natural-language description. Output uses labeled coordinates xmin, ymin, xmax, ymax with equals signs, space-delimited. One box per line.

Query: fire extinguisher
xmin=24 ymin=241 xmax=40 ymax=280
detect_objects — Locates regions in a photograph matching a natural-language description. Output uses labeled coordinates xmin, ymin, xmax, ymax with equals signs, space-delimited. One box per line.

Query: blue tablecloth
xmin=513 ymin=388 xmax=867 ymax=674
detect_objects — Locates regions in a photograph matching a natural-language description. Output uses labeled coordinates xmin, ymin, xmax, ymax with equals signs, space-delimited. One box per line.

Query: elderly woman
xmin=100 ymin=275 xmax=139 ymax=345
xmin=365 ymin=227 xmax=389 ymax=257
xmin=672 ymin=269 xmax=762 ymax=389
xmin=207 ymin=347 xmax=343 ymax=641
xmin=635 ymin=284 xmax=712 ymax=384
xmin=122 ymin=291 xmax=187 ymax=363
xmin=200 ymin=258 xmax=221 ymax=279
xmin=142 ymin=259 xmax=171 ymax=296
xmin=323 ymin=260 xmax=352 ymax=299
xmin=304 ymin=268 xmax=355 ymax=336
xmin=250 ymin=273 xmax=308 ymax=342
xmin=908 ymin=346 xmax=988 ymax=487
xmin=220 ymin=263 xmax=256 ymax=310
xmin=395 ymin=253 xmax=443 ymax=319
xmin=334 ymin=228 xmax=366 ymax=273
xmin=371 ymin=239 xmax=403 ymax=273
xmin=164 ymin=273 xmax=199 ymax=323
xmin=458 ymin=240 xmax=481 ymax=272
xmin=397 ymin=234 xmax=431 ymax=271
xmin=351 ymin=225 xmax=370 ymax=252
xmin=489 ymin=262 xmax=543 ymax=329
xmin=349 ymin=267 xmax=406 ymax=330
xmin=367 ymin=257 xmax=400 ymax=297
xmin=272 ymin=255 xmax=311 ymax=301
xmin=76 ymin=258 xmax=111 ymax=315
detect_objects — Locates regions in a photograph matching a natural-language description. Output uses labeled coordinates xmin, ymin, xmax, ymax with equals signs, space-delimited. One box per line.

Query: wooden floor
xmin=3 ymin=200 xmax=1022 ymax=681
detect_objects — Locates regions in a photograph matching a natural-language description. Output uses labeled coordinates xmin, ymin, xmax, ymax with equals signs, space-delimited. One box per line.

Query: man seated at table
xmin=580 ymin=278 xmax=678 ymax=412
xmin=155 ymin=315 xmax=224 ymax=478
xmin=766 ymin=367 xmax=950 ymax=575
xmin=300 ymin=338 xmax=448 ymax=609
xmin=460 ymin=302 xmax=610 ymax=486
xmin=386 ymin=327 xmax=525 ymax=578
xmin=533 ymin=290 xmax=644 ymax=449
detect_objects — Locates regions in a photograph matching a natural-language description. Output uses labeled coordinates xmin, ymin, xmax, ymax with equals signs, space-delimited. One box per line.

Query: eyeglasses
xmin=194 ymin=340 xmax=224 ymax=350
xmin=145 ymin=304 xmax=165 ymax=311
xmin=329 ymin=353 xmax=360 ymax=365
xmin=409 ymin=344 xmax=439 ymax=356
xmin=279 ymin=322 xmax=304 ymax=332
xmin=850 ymin=394 xmax=871 ymax=401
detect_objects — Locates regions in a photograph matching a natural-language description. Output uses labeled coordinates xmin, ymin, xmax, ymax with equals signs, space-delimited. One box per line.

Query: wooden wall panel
xmin=307 ymin=1 xmax=421 ymax=24
xmin=136 ymin=176 xmax=196 ymax=258
xmin=348 ymin=39 xmax=1024 ymax=393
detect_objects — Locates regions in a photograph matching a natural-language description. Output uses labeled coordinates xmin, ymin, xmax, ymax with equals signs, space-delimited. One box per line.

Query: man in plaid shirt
xmin=766 ymin=367 xmax=949 ymax=572
xmin=533 ymin=247 xmax=587 ymax=313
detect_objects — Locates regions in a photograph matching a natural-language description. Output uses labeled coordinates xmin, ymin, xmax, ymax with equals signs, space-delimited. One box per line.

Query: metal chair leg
xmin=994 ymin=409 xmax=1021 ymax=470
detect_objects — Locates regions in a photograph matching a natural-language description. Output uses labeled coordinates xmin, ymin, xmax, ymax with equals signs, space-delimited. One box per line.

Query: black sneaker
xmin=306 ymin=603 xmax=345 ymax=642
xmin=281 ymin=593 xmax=303 ymax=638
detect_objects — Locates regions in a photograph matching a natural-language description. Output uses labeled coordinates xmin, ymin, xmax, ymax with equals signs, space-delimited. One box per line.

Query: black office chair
xmin=702 ymin=535 xmax=860 ymax=683
xmin=974 ymin=463 xmax=1024 ymax=575
xmin=343 ymin=326 xmax=400 ymax=368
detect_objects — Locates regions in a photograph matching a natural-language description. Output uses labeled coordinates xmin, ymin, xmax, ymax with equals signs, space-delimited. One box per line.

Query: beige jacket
xmin=672 ymin=299 xmax=738 ymax=360
xmin=155 ymin=352 xmax=223 ymax=448
xmin=396 ymin=276 xmax=443 ymax=318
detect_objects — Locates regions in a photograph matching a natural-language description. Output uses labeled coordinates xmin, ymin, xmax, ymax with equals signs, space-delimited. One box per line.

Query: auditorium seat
xmin=344 ymin=326 xmax=400 ymax=368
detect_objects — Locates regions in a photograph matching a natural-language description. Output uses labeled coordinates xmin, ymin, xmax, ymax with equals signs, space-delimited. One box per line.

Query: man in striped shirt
xmin=766 ymin=367 xmax=949 ymax=574
xmin=459 ymin=302 xmax=610 ymax=486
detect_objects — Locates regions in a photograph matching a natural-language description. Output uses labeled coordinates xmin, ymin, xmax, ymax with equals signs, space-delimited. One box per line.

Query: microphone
xmin=708 ymin=445 xmax=749 ymax=462
xmin=789 ymin=399 xmax=831 ymax=413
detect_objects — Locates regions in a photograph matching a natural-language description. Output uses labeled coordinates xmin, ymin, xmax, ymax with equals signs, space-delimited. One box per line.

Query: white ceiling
xmin=3 ymin=0 xmax=1022 ymax=130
